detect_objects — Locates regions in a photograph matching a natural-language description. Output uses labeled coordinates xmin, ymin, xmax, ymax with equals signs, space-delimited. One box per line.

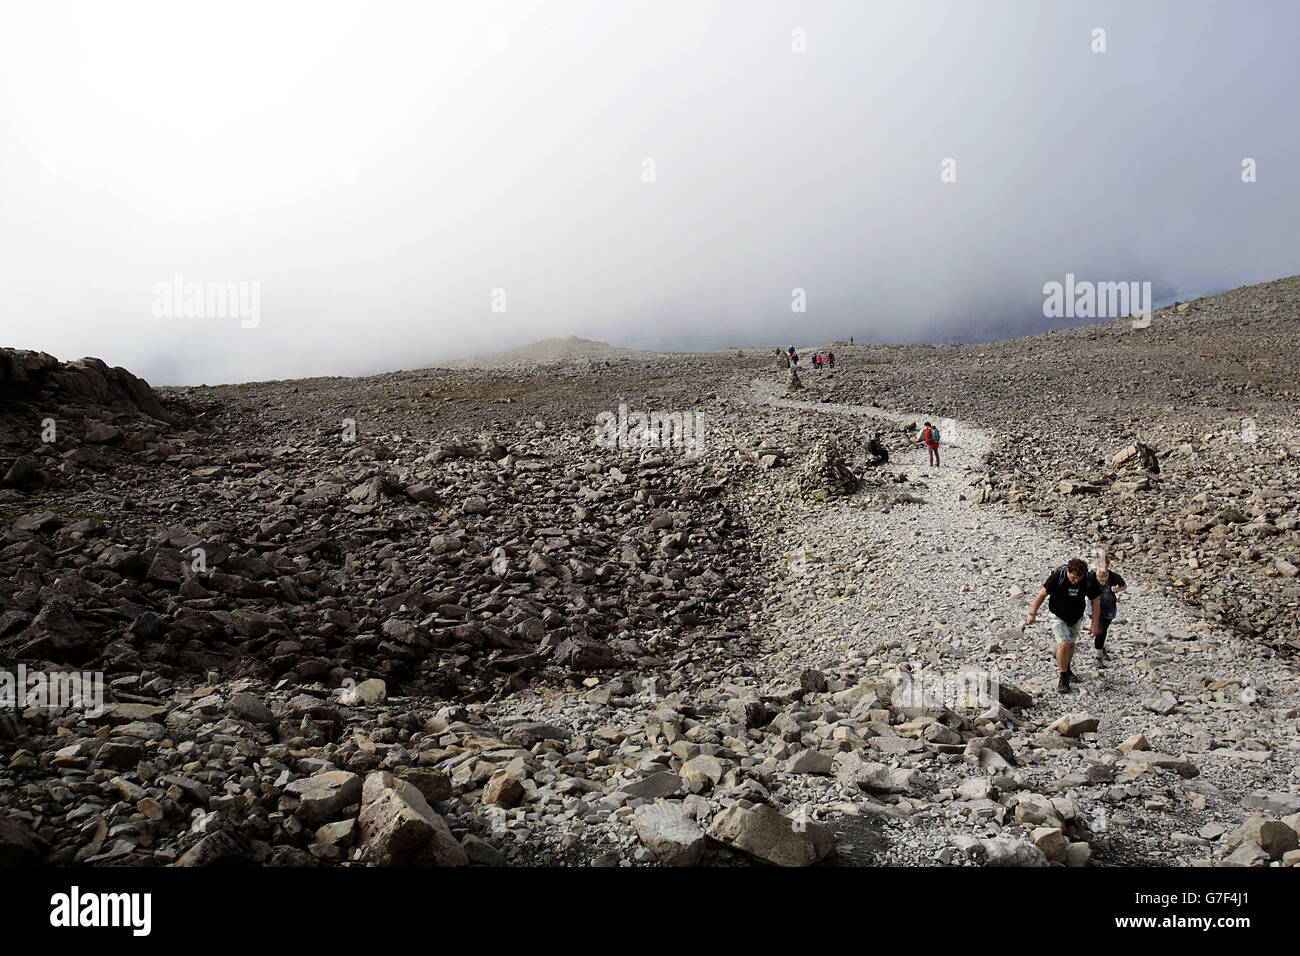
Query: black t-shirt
xmin=1087 ymin=570 xmax=1126 ymax=619
xmin=1043 ymin=565 xmax=1102 ymax=625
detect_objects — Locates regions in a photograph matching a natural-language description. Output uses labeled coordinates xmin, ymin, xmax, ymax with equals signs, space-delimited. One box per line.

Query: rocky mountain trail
xmin=2 ymin=276 xmax=1300 ymax=868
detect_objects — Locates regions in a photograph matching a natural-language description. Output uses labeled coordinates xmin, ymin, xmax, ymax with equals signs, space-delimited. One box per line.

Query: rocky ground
xmin=1 ymin=275 xmax=1298 ymax=868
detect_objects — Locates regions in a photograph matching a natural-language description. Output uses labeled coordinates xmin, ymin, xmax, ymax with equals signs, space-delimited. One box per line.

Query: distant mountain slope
xmin=431 ymin=335 xmax=670 ymax=370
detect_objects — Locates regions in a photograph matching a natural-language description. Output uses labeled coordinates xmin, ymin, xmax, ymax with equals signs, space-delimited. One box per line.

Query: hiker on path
xmin=1087 ymin=560 xmax=1127 ymax=666
xmin=920 ymin=421 xmax=941 ymax=466
xmin=827 ymin=351 xmax=835 ymax=368
xmin=1027 ymin=558 xmax=1103 ymax=694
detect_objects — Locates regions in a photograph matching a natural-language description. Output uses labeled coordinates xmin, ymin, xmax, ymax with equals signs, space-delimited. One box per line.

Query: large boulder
xmin=358 ymin=772 xmax=468 ymax=866
xmin=706 ymin=800 xmax=834 ymax=867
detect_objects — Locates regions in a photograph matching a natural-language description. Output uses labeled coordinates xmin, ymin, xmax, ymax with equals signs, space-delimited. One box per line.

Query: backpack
xmin=927 ymin=427 xmax=940 ymax=444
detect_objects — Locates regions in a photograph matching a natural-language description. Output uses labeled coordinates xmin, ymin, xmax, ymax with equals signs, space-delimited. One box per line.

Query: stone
xmin=358 ymin=771 xmax=468 ymax=867
xmin=501 ymin=721 xmax=571 ymax=747
xmin=462 ymin=834 xmax=505 ymax=866
xmin=227 ymin=693 xmax=275 ymax=726
xmin=800 ymin=668 xmax=827 ymax=693
xmin=175 ymin=830 xmax=248 ymax=867
xmin=1142 ymin=692 xmax=1179 ymax=716
xmin=397 ymin=768 xmax=453 ymax=804
xmin=680 ymin=754 xmax=725 ymax=789
xmin=1221 ymin=841 xmax=1269 ymax=867
xmin=344 ymin=678 xmax=387 ymax=706
xmin=1125 ymin=752 xmax=1199 ymax=779
xmin=84 ymin=421 xmax=122 ymax=443
xmin=230 ymin=609 xmax=282 ymax=638
xmin=1242 ymin=791 xmax=1300 ymax=816
xmin=785 ymin=749 xmax=833 ymax=775
xmin=1064 ymin=841 xmax=1092 ymax=867
xmin=312 ymin=819 xmax=356 ymax=850
xmin=0 ymin=817 xmax=45 ymax=865
xmin=705 ymin=801 xmax=834 ymax=867
xmin=1118 ymin=734 xmax=1150 ymax=753
xmin=957 ymin=777 xmax=995 ymax=801
xmin=981 ymin=838 xmax=1048 ymax=867
xmin=621 ymin=771 xmax=683 ymax=800
xmin=16 ymin=600 xmax=91 ymax=663
xmin=553 ymin=636 xmax=615 ymax=670
xmin=1046 ymin=713 xmax=1099 ymax=738
xmin=285 ymin=771 xmax=362 ymax=826
xmin=1031 ymin=827 xmax=1068 ymax=863
xmin=838 ymin=755 xmax=929 ymax=795
xmin=996 ymin=682 xmax=1034 ymax=709
xmin=633 ymin=801 xmax=707 ymax=866
xmin=481 ymin=771 xmax=525 ymax=809
xmin=1014 ymin=794 xmax=1064 ymax=829
xmin=1231 ymin=817 xmax=1298 ymax=860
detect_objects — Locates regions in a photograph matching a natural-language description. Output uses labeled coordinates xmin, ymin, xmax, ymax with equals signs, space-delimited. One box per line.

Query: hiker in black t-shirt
xmin=1086 ymin=563 xmax=1127 ymax=666
xmin=1027 ymin=557 xmax=1102 ymax=694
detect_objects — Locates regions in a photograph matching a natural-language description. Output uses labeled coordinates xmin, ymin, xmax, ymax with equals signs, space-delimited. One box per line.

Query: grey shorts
xmin=1051 ymin=616 xmax=1084 ymax=645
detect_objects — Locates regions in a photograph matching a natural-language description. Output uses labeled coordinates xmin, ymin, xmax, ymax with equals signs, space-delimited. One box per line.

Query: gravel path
xmin=748 ymin=376 xmax=1300 ymax=863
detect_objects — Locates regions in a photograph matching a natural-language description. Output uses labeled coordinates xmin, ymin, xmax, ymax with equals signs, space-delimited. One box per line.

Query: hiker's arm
xmin=1027 ymin=588 xmax=1047 ymax=624
xmin=1090 ymin=595 xmax=1101 ymax=636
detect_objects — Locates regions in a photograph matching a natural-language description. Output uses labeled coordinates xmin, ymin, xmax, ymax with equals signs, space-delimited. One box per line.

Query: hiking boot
xmin=1058 ymin=673 xmax=1071 ymax=694
xmin=1065 ymin=668 xmax=1079 ymax=683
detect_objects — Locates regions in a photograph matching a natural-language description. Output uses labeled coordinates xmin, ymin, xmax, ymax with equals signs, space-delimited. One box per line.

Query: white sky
xmin=1 ymin=0 xmax=1297 ymax=384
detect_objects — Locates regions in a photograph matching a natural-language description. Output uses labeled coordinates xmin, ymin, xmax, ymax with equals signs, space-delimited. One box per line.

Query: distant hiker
xmin=920 ymin=421 xmax=941 ymax=466
xmin=791 ymin=350 xmax=799 ymax=365
xmin=1087 ymin=561 xmax=1127 ymax=666
xmin=866 ymin=432 xmax=888 ymax=464
xmin=813 ymin=353 xmax=822 ymax=370
xmin=1027 ymin=558 xmax=1102 ymax=694
xmin=827 ymin=351 xmax=835 ymax=368
xmin=788 ymin=345 xmax=796 ymax=359
xmin=850 ymin=336 xmax=854 ymax=345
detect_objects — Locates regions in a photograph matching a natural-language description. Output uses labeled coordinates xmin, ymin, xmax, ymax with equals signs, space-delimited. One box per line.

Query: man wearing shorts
xmin=1027 ymin=558 xmax=1102 ymax=694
